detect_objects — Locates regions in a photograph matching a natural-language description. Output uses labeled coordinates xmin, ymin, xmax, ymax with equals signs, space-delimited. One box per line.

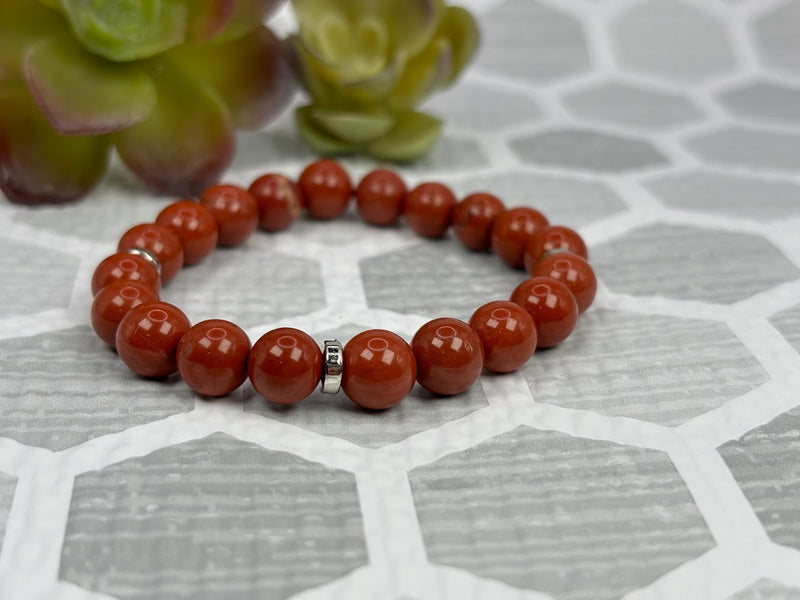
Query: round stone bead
xmin=356 ymin=169 xmax=407 ymax=226
xmin=177 ymin=319 xmax=251 ymax=397
xmin=490 ymin=207 xmax=549 ymax=269
xmin=523 ymin=225 xmax=588 ymax=273
xmin=249 ymin=173 xmax=303 ymax=232
xmin=342 ymin=330 xmax=417 ymax=410
xmin=510 ymin=277 xmax=579 ymax=348
xmin=91 ymin=280 xmax=160 ymax=347
xmin=199 ymin=184 xmax=259 ymax=247
xmin=91 ymin=252 xmax=161 ymax=296
xmin=298 ymin=159 xmax=352 ymax=220
xmin=248 ymin=328 xmax=322 ymax=404
xmin=404 ymin=182 xmax=457 ymax=238
xmin=116 ymin=302 xmax=191 ymax=378
xmin=469 ymin=301 xmax=537 ymax=373
xmin=532 ymin=253 xmax=597 ymax=313
xmin=156 ymin=200 xmax=219 ymax=265
xmin=412 ymin=318 xmax=484 ymax=396
xmin=452 ymin=192 xmax=505 ymax=251
xmin=117 ymin=223 xmax=184 ymax=285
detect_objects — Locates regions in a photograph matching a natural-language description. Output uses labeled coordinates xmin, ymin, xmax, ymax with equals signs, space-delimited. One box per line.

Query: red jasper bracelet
xmin=90 ymin=159 xmax=597 ymax=410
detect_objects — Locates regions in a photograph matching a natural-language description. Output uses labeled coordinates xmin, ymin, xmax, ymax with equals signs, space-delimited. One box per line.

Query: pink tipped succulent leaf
xmin=23 ymin=37 xmax=157 ymax=135
xmin=114 ymin=66 xmax=235 ymax=196
xmin=211 ymin=0 xmax=287 ymax=44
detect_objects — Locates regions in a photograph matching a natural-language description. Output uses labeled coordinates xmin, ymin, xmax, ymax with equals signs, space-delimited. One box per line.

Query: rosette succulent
xmin=290 ymin=0 xmax=479 ymax=161
xmin=0 ymin=0 xmax=295 ymax=205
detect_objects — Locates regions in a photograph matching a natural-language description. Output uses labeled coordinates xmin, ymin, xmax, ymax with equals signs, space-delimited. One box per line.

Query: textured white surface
xmin=2 ymin=1 xmax=800 ymax=599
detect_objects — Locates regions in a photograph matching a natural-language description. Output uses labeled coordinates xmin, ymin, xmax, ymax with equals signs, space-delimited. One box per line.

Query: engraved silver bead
xmin=321 ymin=339 xmax=343 ymax=394
xmin=124 ymin=247 xmax=162 ymax=276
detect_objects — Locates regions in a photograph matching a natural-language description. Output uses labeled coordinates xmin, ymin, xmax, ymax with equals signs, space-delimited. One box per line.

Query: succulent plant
xmin=290 ymin=0 xmax=479 ymax=162
xmin=0 ymin=0 xmax=295 ymax=205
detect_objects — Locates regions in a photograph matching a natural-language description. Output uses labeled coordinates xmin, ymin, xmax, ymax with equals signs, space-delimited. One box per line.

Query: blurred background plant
xmin=290 ymin=0 xmax=479 ymax=161
xmin=0 ymin=0 xmax=295 ymax=205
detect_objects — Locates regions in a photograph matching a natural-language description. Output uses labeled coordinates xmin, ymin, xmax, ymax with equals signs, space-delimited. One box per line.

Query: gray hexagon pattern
xmin=729 ymin=580 xmax=800 ymax=600
xmin=645 ymin=171 xmax=800 ymax=222
xmin=720 ymin=407 xmax=800 ymax=552
xmin=0 ymin=237 xmax=79 ymax=317
xmin=0 ymin=473 xmax=16 ymax=555
xmin=591 ymin=224 xmax=800 ymax=303
xmin=0 ymin=327 xmax=193 ymax=451
xmin=410 ymin=426 xmax=714 ymax=598
xmin=523 ymin=310 xmax=769 ymax=425
xmin=612 ymin=0 xmax=736 ymax=81
xmin=474 ymin=0 xmax=589 ymax=83
xmin=770 ymin=304 xmax=800 ymax=355
xmin=718 ymin=81 xmax=800 ymax=125
xmin=686 ymin=127 xmax=800 ymax=173
xmin=60 ymin=433 xmax=367 ymax=600
xmin=753 ymin=0 xmax=800 ymax=75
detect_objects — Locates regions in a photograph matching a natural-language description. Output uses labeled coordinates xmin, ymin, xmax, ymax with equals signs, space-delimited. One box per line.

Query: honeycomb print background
xmin=2 ymin=1 xmax=800 ymax=599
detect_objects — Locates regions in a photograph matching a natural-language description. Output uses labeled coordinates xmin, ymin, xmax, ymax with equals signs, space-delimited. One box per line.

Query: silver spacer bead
xmin=321 ymin=339 xmax=343 ymax=394
xmin=124 ymin=247 xmax=162 ymax=276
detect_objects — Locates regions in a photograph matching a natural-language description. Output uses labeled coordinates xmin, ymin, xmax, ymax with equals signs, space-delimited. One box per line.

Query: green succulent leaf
xmin=310 ymin=107 xmax=395 ymax=144
xmin=305 ymin=12 xmax=388 ymax=81
xmin=60 ymin=0 xmax=188 ymax=61
xmin=211 ymin=0 xmax=285 ymax=44
xmin=366 ymin=111 xmax=442 ymax=162
xmin=296 ymin=105 xmax=360 ymax=155
xmin=114 ymin=65 xmax=234 ymax=195
xmin=0 ymin=88 xmax=111 ymax=205
xmin=0 ymin=2 xmax=63 ymax=87
xmin=439 ymin=5 xmax=480 ymax=84
xmin=167 ymin=26 xmax=295 ymax=130
xmin=24 ymin=37 xmax=157 ymax=135
xmin=389 ymin=37 xmax=451 ymax=111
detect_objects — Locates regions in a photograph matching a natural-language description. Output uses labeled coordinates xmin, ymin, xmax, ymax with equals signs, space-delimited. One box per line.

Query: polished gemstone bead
xmin=156 ymin=200 xmax=219 ymax=265
xmin=404 ymin=182 xmax=457 ymax=238
xmin=249 ymin=173 xmax=303 ymax=231
xmin=248 ymin=327 xmax=322 ymax=404
xmin=199 ymin=184 xmax=259 ymax=246
xmin=490 ymin=207 xmax=549 ymax=269
xmin=412 ymin=318 xmax=484 ymax=395
xmin=91 ymin=280 xmax=160 ymax=347
xmin=356 ymin=169 xmax=407 ymax=226
xmin=117 ymin=223 xmax=184 ymax=284
xmin=452 ymin=192 xmax=505 ymax=251
xmin=342 ymin=330 xmax=417 ymax=410
xmin=532 ymin=253 xmax=597 ymax=313
xmin=510 ymin=277 xmax=578 ymax=348
xmin=523 ymin=225 xmax=588 ymax=273
xmin=116 ymin=302 xmax=191 ymax=378
xmin=91 ymin=252 xmax=161 ymax=296
xmin=298 ymin=159 xmax=352 ymax=220
xmin=469 ymin=301 xmax=537 ymax=373
xmin=177 ymin=319 xmax=251 ymax=397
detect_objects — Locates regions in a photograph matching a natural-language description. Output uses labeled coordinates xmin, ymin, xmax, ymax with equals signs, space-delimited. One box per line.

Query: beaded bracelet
xmin=90 ymin=160 xmax=597 ymax=410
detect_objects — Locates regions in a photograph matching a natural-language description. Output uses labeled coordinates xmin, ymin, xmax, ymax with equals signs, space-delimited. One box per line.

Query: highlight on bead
xmin=90 ymin=158 xmax=597 ymax=410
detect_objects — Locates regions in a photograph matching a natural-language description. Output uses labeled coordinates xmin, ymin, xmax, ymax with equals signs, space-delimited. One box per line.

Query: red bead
xmin=116 ymin=302 xmax=191 ymax=378
xmin=248 ymin=328 xmax=322 ymax=404
xmin=490 ymin=207 xmax=549 ymax=269
xmin=404 ymin=182 xmax=457 ymax=238
xmin=342 ymin=330 xmax=417 ymax=410
xmin=523 ymin=225 xmax=588 ymax=273
xmin=469 ymin=301 xmax=537 ymax=373
xmin=356 ymin=169 xmax=407 ymax=226
xmin=91 ymin=280 xmax=160 ymax=347
xmin=298 ymin=159 xmax=352 ymax=220
xmin=412 ymin=318 xmax=484 ymax=396
xmin=91 ymin=252 xmax=161 ymax=296
xmin=156 ymin=200 xmax=219 ymax=265
xmin=510 ymin=277 xmax=579 ymax=348
xmin=199 ymin=184 xmax=259 ymax=246
xmin=117 ymin=223 xmax=184 ymax=285
xmin=452 ymin=192 xmax=505 ymax=251
xmin=249 ymin=173 xmax=303 ymax=232
xmin=532 ymin=253 xmax=597 ymax=313
xmin=177 ymin=319 xmax=251 ymax=397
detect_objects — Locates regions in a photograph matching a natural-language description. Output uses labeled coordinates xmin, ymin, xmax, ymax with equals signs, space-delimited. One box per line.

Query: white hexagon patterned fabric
xmin=2 ymin=1 xmax=800 ymax=599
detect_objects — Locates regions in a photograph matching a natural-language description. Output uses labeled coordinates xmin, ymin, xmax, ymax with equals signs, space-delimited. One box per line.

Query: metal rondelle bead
xmin=124 ymin=247 xmax=162 ymax=276
xmin=321 ymin=339 xmax=343 ymax=394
